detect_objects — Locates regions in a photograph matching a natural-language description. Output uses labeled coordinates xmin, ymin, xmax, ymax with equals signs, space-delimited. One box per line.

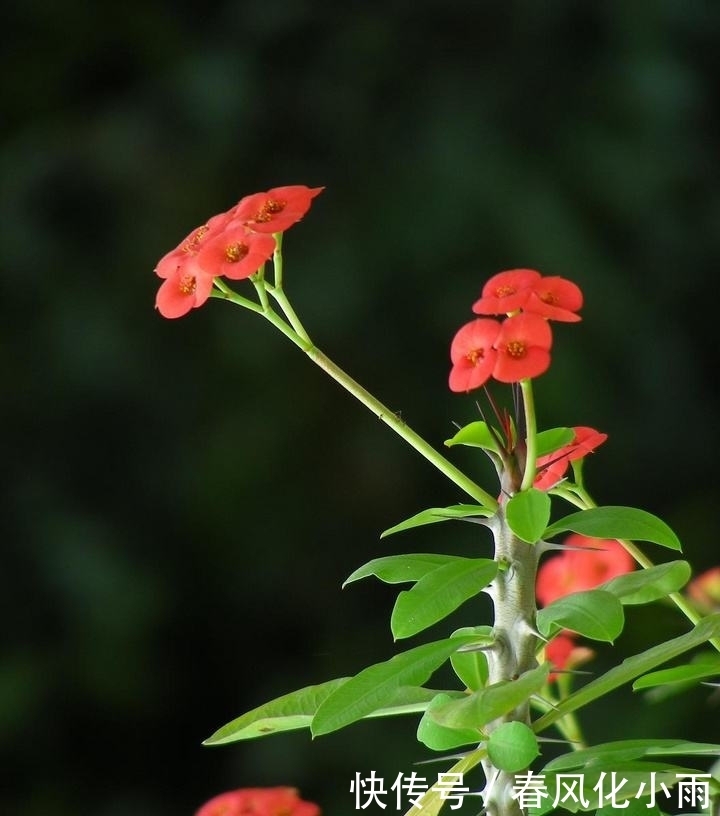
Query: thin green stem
xmin=272 ymin=232 xmax=284 ymax=288
xmin=304 ymin=347 xmax=499 ymax=510
xmin=267 ymin=285 xmax=312 ymax=343
xmin=519 ymin=379 xmax=538 ymax=491
xmin=210 ymin=282 xmax=263 ymax=314
xmin=251 ymin=267 xmax=270 ymax=311
xmin=553 ymin=483 xmax=720 ymax=654
xmin=215 ymin=285 xmax=499 ymax=510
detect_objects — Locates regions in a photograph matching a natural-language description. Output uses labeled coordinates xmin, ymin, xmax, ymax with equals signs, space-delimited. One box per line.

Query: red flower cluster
xmin=154 ymin=185 xmax=323 ymax=319
xmin=534 ymin=426 xmax=608 ymax=490
xmin=195 ymin=787 xmax=321 ymax=816
xmin=537 ymin=534 xmax=634 ymax=679
xmin=449 ymin=269 xmax=583 ymax=392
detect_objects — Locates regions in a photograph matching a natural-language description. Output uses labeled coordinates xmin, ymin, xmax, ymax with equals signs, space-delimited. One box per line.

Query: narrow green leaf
xmin=544 ymin=506 xmax=681 ymax=551
xmin=403 ymin=749 xmax=486 ymax=816
xmin=506 ymin=489 xmax=551 ymax=544
xmin=391 ymin=559 xmax=498 ymax=639
xmin=533 ymin=613 xmax=720 ymax=733
xmin=311 ymin=635 xmax=480 ymax=736
xmin=203 ymin=678 xmax=349 ymax=745
xmin=417 ymin=693 xmax=482 ymax=751
xmin=535 ymin=427 xmax=574 ymax=457
xmin=381 ymin=505 xmax=494 ymax=539
xmin=450 ymin=626 xmax=492 ymax=690
xmin=596 ymin=800 xmax=663 ymax=816
xmin=343 ymin=553 xmax=466 ymax=587
xmin=444 ymin=421 xmax=502 ymax=454
xmin=431 ymin=664 xmax=550 ymax=731
xmin=633 ymin=657 xmax=720 ymax=691
xmin=537 ymin=590 xmax=624 ymax=643
xmin=487 ymin=721 xmax=540 ymax=772
xmin=544 ymin=738 xmax=720 ymax=772
xmin=599 ymin=561 xmax=691 ymax=605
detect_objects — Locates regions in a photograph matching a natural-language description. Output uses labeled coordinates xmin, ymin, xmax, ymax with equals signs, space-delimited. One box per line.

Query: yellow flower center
xmin=466 ymin=348 xmax=484 ymax=366
xmin=225 ymin=242 xmax=249 ymax=263
xmin=178 ymin=274 xmax=196 ymax=295
xmin=506 ymin=340 xmax=526 ymax=359
xmin=254 ymin=198 xmax=287 ymax=222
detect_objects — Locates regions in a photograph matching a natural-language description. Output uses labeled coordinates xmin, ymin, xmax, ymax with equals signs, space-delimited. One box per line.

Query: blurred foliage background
xmin=3 ymin=1 xmax=720 ymax=814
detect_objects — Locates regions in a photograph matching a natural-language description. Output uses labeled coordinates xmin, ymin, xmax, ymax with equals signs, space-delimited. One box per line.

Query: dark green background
xmin=4 ymin=2 xmax=720 ymax=814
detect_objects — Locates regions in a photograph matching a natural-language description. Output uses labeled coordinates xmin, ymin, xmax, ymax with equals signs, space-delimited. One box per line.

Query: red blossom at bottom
xmin=195 ymin=787 xmax=321 ymax=816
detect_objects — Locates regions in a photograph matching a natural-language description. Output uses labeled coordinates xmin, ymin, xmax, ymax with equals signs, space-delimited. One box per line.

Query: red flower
xmin=448 ymin=318 xmax=501 ymax=392
xmin=472 ymin=269 xmax=541 ymax=316
xmin=534 ymin=426 xmax=608 ymax=490
xmin=536 ymin=534 xmax=634 ymax=607
xmin=155 ymin=213 xmax=232 ymax=279
xmin=232 ymin=185 xmax=324 ymax=233
xmin=194 ymin=227 xmax=277 ymax=280
xmin=155 ymin=262 xmax=214 ymax=319
xmin=195 ymin=787 xmax=321 ymax=816
xmin=524 ymin=276 xmax=583 ymax=322
xmin=492 ymin=312 xmax=553 ymax=383
xmin=687 ymin=567 xmax=720 ymax=614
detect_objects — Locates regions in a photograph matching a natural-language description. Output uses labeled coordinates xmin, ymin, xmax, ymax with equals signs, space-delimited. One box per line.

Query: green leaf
xmin=404 ymin=749 xmax=486 ymax=816
xmin=506 ymin=489 xmax=551 ymax=544
xmin=417 ymin=693 xmax=482 ymax=751
xmin=533 ymin=613 xmax=720 ymax=733
xmin=633 ymin=657 xmax=720 ymax=691
xmin=381 ymin=504 xmax=494 ymax=538
xmin=203 ymin=678 xmax=349 ymax=745
xmin=444 ymin=421 xmax=502 ymax=455
xmin=311 ymin=635 xmax=480 ymax=736
xmin=595 ymin=800 xmax=663 ymax=816
xmin=544 ymin=506 xmax=681 ymax=551
xmin=487 ymin=721 xmax=540 ymax=772
xmin=535 ymin=427 xmax=574 ymax=457
xmin=431 ymin=664 xmax=550 ymax=731
xmin=391 ymin=559 xmax=498 ymax=639
xmin=537 ymin=590 xmax=625 ymax=643
xmin=544 ymin=738 xmax=720 ymax=772
xmin=450 ymin=626 xmax=492 ymax=690
xmin=343 ymin=553 xmax=466 ymax=587
xmin=599 ymin=561 xmax=691 ymax=605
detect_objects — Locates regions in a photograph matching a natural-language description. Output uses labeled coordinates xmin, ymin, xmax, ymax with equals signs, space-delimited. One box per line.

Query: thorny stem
xmin=481 ymin=509 xmax=541 ymax=816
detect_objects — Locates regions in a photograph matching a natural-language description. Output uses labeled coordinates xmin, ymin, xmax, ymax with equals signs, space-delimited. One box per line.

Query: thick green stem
xmin=481 ymin=510 xmax=541 ymax=816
